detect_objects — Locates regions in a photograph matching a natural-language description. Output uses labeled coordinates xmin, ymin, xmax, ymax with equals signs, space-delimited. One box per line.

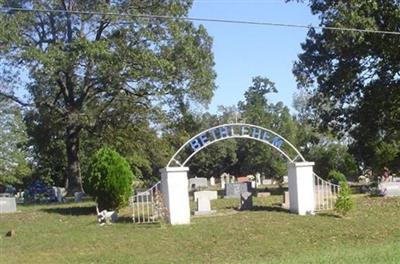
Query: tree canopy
xmin=292 ymin=0 xmax=400 ymax=172
xmin=0 ymin=0 xmax=216 ymax=192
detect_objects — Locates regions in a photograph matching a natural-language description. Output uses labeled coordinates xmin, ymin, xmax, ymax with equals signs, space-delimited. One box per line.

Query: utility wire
xmin=1 ymin=6 xmax=400 ymax=36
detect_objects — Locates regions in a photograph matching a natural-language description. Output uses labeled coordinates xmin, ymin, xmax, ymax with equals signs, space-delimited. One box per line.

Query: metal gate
xmin=314 ymin=173 xmax=340 ymax=211
xmin=129 ymin=181 xmax=168 ymax=223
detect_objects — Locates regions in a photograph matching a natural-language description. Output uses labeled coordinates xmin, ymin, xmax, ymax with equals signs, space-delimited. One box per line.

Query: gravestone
xmin=53 ymin=187 xmax=66 ymax=203
xmin=255 ymin=173 xmax=261 ymax=187
xmin=283 ymin=176 xmax=288 ymax=184
xmin=210 ymin=176 xmax=215 ymax=186
xmin=239 ymin=192 xmax=253 ymax=210
xmin=379 ymin=182 xmax=400 ymax=196
xmin=188 ymin=177 xmax=208 ymax=190
xmin=262 ymin=179 xmax=273 ymax=185
xmin=0 ymin=197 xmax=17 ymax=213
xmin=257 ymin=192 xmax=271 ymax=198
xmin=251 ymin=181 xmax=256 ymax=189
xmin=225 ymin=182 xmax=252 ymax=198
xmin=238 ymin=176 xmax=249 ymax=183
xmin=226 ymin=174 xmax=231 ymax=183
xmin=74 ymin=192 xmax=85 ymax=202
xmin=282 ymin=191 xmax=290 ymax=209
xmin=194 ymin=191 xmax=218 ymax=215
xmin=220 ymin=173 xmax=226 ymax=189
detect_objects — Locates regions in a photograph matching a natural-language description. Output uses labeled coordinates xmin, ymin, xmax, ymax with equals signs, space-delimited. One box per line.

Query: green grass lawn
xmin=1 ymin=195 xmax=400 ymax=264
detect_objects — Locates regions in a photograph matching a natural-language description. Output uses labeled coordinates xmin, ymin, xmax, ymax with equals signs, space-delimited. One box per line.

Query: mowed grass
xmin=1 ymin=195 xmax=400 ymax=264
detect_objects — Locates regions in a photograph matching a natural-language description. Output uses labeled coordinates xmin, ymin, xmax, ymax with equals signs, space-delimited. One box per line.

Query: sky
xmin=188 ymin=0 xmax=319 ymax=113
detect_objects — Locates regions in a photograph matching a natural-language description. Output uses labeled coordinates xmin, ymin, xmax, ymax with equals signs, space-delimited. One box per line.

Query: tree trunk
xmin=65 ymin=123 xmax=83 ymax=195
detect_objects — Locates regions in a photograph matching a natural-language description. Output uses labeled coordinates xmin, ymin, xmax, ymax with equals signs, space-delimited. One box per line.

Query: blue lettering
xmin=199 ymin=133 xmax=209 ymax=146
xmin=252 ymin=128 xmax=261 ymax=139
xmin=219 ymin=127 xmax=229 ymax=138
xmin=190 ymin=139 xmax=202 ymax=151
xmin=210 ymin=129 xmax=218 ymax=140
xmin=271 ymin=137 xmax=284 ymax=149
xmin=262 ymin=132 xmax=270 ymax=141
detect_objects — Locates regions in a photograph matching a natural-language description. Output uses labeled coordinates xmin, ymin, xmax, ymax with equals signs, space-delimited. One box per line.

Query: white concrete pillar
xmin=287 ymin=162 xmax=315 ymax=215
xmin=160 ymin=167 xmax=190 ymax=225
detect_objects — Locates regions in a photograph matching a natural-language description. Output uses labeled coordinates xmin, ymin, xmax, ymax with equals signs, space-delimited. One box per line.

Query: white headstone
xmin=210 ymin=176 xmax=215 ymax=186
xmin=220 ymin=173 xmax=226 ymax=189
xmin=283 ymin=175 xmax=288 ymax=184
xmin=251 ymin=181 xmax=256 ymax=189
xmin=262 ymin=179 xmax=273 ymax=185
xmin=379 ymin=182 xmax=400 ymax=196
xmin=194 ymin=191 xmax=218 ymax=215
xmin=255 ymin=173 xmax=261 ymax=187
xmin=0 ymin=197 xmax=17 ymax=213
xmin=53 ymin=187 xmax=66 ymax=203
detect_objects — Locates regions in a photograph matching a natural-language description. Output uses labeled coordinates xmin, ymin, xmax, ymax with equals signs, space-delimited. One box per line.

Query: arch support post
xmin=288 ymin=162 xmax=315 ymax=215
xmin=160 ymin=167 xmax=190 ymax=225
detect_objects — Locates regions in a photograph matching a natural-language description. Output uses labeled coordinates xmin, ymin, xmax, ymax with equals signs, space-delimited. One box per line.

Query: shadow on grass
xmin=116 ymin=216 xmax=134 ymax=223
xmin=41 ymin=205 xmax=96 ymax=216
xmin=317 ymin=212 xmax=341 ymax=218
xmin=236 ymin=205 xmax=289 ymax=213
xmin=116 ymin=216 xmax=163 ymax=228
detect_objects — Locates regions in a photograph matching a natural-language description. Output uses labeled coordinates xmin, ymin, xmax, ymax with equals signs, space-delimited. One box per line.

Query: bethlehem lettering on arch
xmin=189 ymin=124 xmax=284 ymax=152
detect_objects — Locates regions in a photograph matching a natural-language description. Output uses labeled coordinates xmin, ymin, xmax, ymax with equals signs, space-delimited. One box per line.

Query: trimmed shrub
xmin=328 ymin=170 xmax=347 ymax=184
xmin=335 ymin=181 xmax=354 ymax=216
xmin=84 ymin=148 xmax=134 ymax=211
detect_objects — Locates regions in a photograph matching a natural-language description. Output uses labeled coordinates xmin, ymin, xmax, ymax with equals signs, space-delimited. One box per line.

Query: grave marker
xmin=240 ymin=192 xmax=253 ymax=210
xmin=194 ymin=191 xmax=218 ymax=215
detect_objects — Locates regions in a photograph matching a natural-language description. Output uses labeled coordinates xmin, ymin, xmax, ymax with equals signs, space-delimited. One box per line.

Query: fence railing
xmin=130 ymin=181 xmax=168 ymax=223
xmin=314 ymin=173 xmax=340 ymax=211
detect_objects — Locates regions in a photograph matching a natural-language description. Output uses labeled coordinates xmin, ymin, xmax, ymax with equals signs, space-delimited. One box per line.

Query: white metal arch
xmin=167 ymin=123 xmax=305 ymax=167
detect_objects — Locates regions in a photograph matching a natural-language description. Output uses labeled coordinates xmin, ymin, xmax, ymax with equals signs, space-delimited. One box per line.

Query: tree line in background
xmin=1 ymin=0 xmax=399 ymax=192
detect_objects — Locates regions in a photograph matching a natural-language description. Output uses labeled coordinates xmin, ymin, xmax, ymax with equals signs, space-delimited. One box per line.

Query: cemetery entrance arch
xmin=160 ymin=123 xmax=317 ymax=225
xmin=167 ymin=123 xmax=306 ymax=167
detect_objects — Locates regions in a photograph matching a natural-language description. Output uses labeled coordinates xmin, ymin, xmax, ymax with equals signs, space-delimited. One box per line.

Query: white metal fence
xmin=129 ymin=181 xmax=168 ymax=223
xmin=314 ymin=173 xmax=340 ymax=211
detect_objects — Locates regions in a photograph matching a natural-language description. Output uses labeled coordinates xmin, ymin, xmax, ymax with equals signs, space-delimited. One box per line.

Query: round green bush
xmin=84 ymin=147 xmax=134 ymax=211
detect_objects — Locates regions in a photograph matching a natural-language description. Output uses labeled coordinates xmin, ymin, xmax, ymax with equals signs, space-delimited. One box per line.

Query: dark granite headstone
xmin=225 ymin=182 xmax=252 ymax=198
xmin=240 ymin=192 xmax=253 ymax=210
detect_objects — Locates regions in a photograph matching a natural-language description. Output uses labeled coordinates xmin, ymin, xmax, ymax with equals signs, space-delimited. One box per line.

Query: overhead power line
xmin=1 ymin=6 xmax=400 ymax=36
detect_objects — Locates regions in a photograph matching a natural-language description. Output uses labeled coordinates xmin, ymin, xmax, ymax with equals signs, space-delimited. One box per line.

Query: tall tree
xmin=0 ymin=1 xmax=216 ymax=193
xmin=237 ymin=76 xmax=299 ymax=179
xmin=292 ymin=0 xmax=400 ymax=172
xmin=0 ymin=99 xmax=31 ymax=186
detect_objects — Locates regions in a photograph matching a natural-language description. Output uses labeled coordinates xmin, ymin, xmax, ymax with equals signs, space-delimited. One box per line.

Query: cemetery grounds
xmin=1 ymin=194 xmax=400 ymax=264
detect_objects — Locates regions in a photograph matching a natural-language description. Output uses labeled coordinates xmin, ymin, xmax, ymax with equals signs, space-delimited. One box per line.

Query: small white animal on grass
xmin=96 ymin=205 xmax=118 ymax=226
